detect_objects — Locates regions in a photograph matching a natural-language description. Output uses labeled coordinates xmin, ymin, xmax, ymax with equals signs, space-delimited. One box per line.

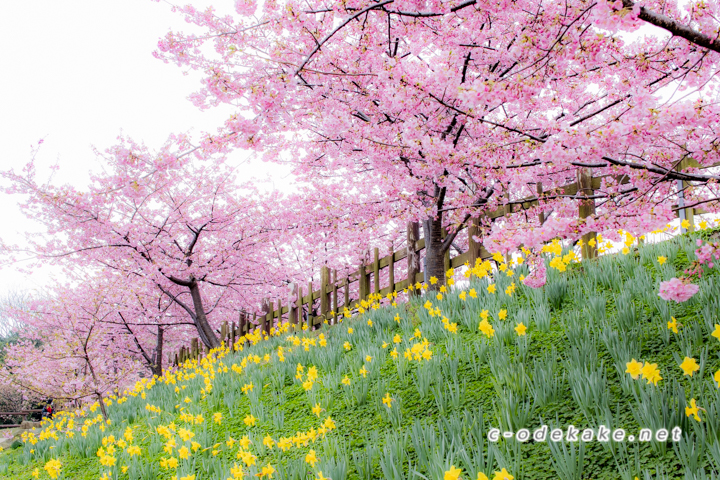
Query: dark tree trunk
xmin=422 ymin=216 xmax=448 ymax=291
xmin=151 ymin=326 xmax=164 ymax=377
xmin=407 ymin=221 xmax=420 ymax=296
xmin=188 ymin=279 xmax=220 ymax=349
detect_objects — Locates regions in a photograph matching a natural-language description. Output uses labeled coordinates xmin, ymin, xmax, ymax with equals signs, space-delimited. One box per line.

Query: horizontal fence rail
xmin=170 ymin=164 xmax=713 ymax=366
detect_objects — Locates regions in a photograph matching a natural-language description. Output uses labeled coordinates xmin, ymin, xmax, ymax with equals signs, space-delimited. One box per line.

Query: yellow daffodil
xmin=625 ymin=359 xmax=643 ymax=380
xmin=444 ymin=465 xmax=462 ymax=480
xmin=641 ymin=362 xmax=662 ymax=385
xmin=686 ymin=398 xmax=703 ymax=422
xmin=492 ymin=468 xmax=514 ymax=480
xmin=305 ymin=449 xmax=318 ymax=467
xmin=712 ymin=324 xmax=720 ymax=341
xmin=679 ymin=357 xmax=700 ymax=377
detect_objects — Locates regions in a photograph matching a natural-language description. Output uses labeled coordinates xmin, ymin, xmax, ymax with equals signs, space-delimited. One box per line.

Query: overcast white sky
xmin=0 ymin=1 xmax=289 ymax=294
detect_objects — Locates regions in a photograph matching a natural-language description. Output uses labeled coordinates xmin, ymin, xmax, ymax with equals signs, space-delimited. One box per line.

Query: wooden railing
xmin=0 ymin=409 xmax=43 ymax=429
xmin=171 ymin=166 xmax=712 ymax=366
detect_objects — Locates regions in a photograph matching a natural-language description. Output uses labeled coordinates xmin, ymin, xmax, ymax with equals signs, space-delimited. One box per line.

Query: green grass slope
xmin=2 ymin=232 xmax=720 ymax=480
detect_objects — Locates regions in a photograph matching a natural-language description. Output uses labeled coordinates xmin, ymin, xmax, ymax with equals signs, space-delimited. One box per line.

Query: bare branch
xmin=622 ymin=0 xmax=720 ymax=53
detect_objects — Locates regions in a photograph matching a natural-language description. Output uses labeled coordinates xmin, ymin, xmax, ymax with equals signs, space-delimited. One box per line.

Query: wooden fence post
xmin=276 ymin=299 xmax=282 ymax=332
xmin=321 ymin=266 xmax=331 ymax=325
xmin=503 ymin=193 xmax=513 ymax=265
xmin=296 ymin=284 xmax=304 ymax=330
xmin=239 ymin=312 xmax=247 ymax=337
xmin=388 ymin=245 xmax=395 ymax=294
xmin=344 ymin=277 xmax=349 ymax=310
xmin=308 ymin=280 xmax=314 ymax=327
xmin=577 ymin=168 xmax=597 ymax=260
xmin=220 ymin=321 xmax=228 ymax=345
xmin=260 ymin=299 xmax=269 ymax=335
xmin=332 ymin=269 xmax=338 ymax=324
xmin=373 ymin=248 xmax=380 ymax=296
xmin=288 ymin=283 xmax=299 ymax=327
xmin=266 ymin=300 xmax=274 ymax=336
xmin=358 ymin=259 xmax=368 ymax=302
xmin=442 ymin=228 xmax=451 ymax=273
xmin=191 ymin=338 xmax=198 ymax=361
xmin=407 ymin=221 xmax=420 ymax=296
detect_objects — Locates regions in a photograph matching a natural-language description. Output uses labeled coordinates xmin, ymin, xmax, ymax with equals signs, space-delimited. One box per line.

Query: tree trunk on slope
xmin=188 ymin=279 xmax=220 ymax=349
xmin=151 ymin=326 xmax=164 ymax=377
xmin=422 ymin=216 xmax=448 ymax=291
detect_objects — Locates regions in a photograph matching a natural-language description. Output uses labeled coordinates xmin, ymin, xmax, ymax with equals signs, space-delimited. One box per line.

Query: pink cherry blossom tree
xmin=153 ymin=0 xmax=720 ymax=289
xmin=1 ymin=136 xmax=295 ymax=349
xmin=0 ymin=280 xmax=139 ymax=416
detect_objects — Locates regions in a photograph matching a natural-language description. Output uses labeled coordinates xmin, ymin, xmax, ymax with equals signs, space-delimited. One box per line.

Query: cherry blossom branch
xmin=295 ymin=0 xmax=395 ymax=77
xmin=601 ymin=156 xmax=720 ymax=182
xmin=622 ymin=0 xmax=720 ymax=53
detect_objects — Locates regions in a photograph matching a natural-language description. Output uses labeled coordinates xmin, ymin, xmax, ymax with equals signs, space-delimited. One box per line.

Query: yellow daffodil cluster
xmin=618 ymin=230 xmax=639 ymax=255
xmin=298 ymin=365 xmax=319 ymax=391
xmin=21 ymin=431 xmax=38 ymax=446
xmin=43 ymin=458 xmax=62 ymax=479
xmin=424 ymin=299 xmax=440 ymax=315
xmin=463 ymin=258 xmax=495 ymax=280
xmin=445 ymin=466 xmax=515 ymax=480
xmin=442 ymin=316 xmax=459 ymax=334
xmin=625 ymin=359 xmax=662 ymax=386
xmin=406 ymin=282 xmax=430 ymax=295
xmin=96 ymin=438 xmax=118 ymax=468
xmin=478 ymin=318 xmax=495 ymax=338
xmin=548 ymin=251 xmax=577 ymax=272
xmin=17 ymin=333 xmax=347 ymax=479
xmin=403 ymin=338 xmax=433 ymax=362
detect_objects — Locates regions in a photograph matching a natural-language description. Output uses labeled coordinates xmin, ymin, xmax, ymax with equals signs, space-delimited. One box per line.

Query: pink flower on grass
xmin=658 ymin=278 xmax=699 ymax=303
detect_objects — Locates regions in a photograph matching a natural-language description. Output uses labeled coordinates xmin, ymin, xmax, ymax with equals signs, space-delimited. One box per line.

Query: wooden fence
xmin=0 ymin=409 xmax=43 ymax=429
xmin=170 ymin=167 xmax=710 ymax=366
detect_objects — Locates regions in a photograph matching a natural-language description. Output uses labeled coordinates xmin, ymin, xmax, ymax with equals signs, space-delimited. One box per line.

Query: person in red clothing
xmin=41 ymin=399 xmax=53 ymax=419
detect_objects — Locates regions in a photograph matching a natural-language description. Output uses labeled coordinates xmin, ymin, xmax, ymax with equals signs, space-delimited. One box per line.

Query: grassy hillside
xmin=2 ymin=231 xmax=720 ymax=480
